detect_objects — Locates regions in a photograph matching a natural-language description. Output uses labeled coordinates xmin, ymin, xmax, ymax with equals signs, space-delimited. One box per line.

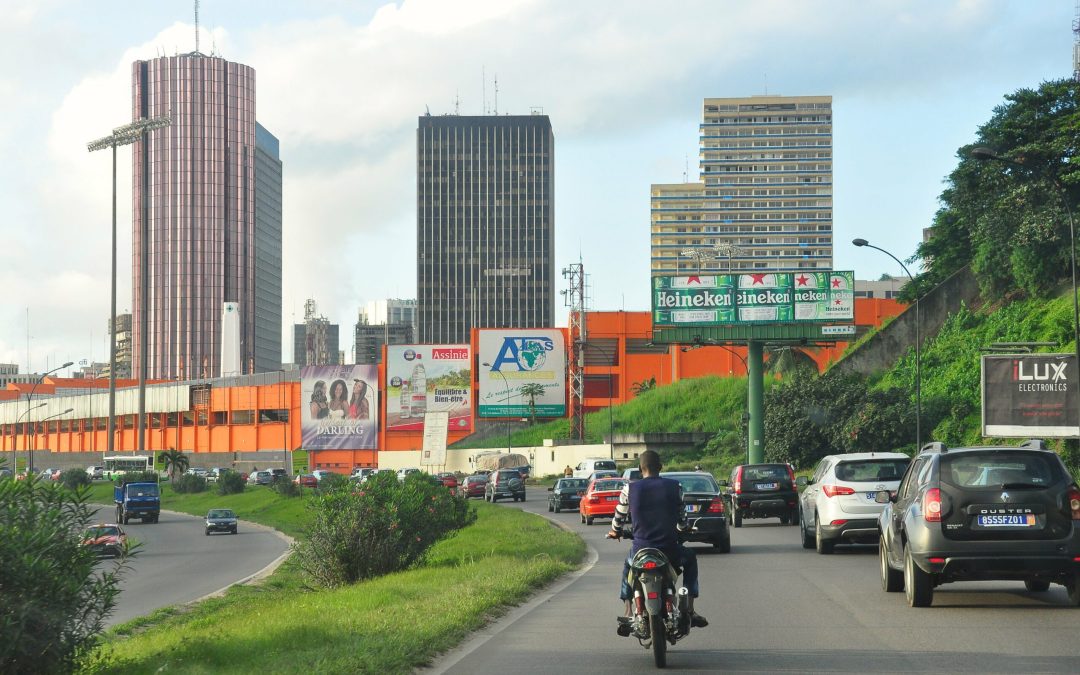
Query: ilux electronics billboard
xmin=386 ymin=345 xmax=472 ymax=432
xmin=982 ymin=354 xmax=1080 ymax=437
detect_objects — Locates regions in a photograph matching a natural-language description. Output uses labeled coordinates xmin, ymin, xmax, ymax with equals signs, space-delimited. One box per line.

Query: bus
xmin=103 ymin=455 xmax=153 ymax=480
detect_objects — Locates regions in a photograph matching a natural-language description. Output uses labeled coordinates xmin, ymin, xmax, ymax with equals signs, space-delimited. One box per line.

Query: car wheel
xmin=815 ymin=515 xmax=834 ymax=555
xmin=520 ymin=493 xmax=526 ymax=502
xmin=554 ymin=503 xmax=561 ymax=513
xmin=789 ymin=507 xmax=800 ymax=526
xmin=800 ymin=508 xmax=815 ymax=549
xmin=1024 ymin=579 xmax=1050 ymax=593
xmin=548 ymin=501 xmax=554 ymax=512
xmin=586 ymin=516 xmax=594 ymax=525
xmin=903 ymin=546 xmax=933 ymax=607
xmin=733 ymin=510 xmax=742 ymax=528
xmin=205 ymin=529 xmax=210 ymax=536
xmin=1066 ymin=572 xmax=1080 ymax=606
xmin=780 ymin=513 xmax=790 ymax=525
xmin=580 ymin=513 xmax=586 ymax=524
xmin=713 ymin=536 xmax=731 ymax=553
xmin=880 ymin=535 xmax=903 ymax=592
xmin=122 ymin=514 xmax=129 ymax=525
xmin=231 ymin=527 xmax=237 ymax=535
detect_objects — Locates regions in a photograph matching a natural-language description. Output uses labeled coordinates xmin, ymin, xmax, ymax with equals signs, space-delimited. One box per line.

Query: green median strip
xmin=85 ymin=493 xmax=584 ymax=674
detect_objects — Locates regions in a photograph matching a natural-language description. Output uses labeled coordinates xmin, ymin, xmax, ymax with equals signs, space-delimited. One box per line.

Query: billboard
xmin=982 ymin=354 xmax=1080 ymax=437
xmin=386 ymin=345 xmax=472 ymax=432
xmin=478 ymin=329 xmax=566 ymax=417
xmin=420 ymin=412 xmax=449 ymax=466
xmin=652 ymin=271 xmax=854 ymax=327
xmin=301 ymin=365 xmax=379 ymax=449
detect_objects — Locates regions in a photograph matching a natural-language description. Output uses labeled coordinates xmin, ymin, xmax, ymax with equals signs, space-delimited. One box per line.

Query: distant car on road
xmin=579 ymin=478 xmax=628 ymax=525
xmin=351 ymin=467 xmax=376 ymax=482
xmin=86 ymin=466 xmax=104 ymax=480
xmin=573 ymin=458 xmax=617 ymax=479
xmin=727 ymin=463 xmax=799 ymax=527
xmin=294 ymin=474 xmax=318 ymax=488
xmin=588 ymin=470 xmax=620 ymax=482
xmin=81 ymin=523 xmax=127 ymax=557
xmin=247 ymin=470 xmax=272 ymax=486
xmin=662 ymin=471 xmax=731 ymax=552
xmin=798 ymin=452 xmax=910 ymax=554
xmin=436 ymin=472 xmax=459 ymax=488
xmin=486 ymin=469 xmax=526 ymax=502
xmin=548 ymin=477 xmax=588 ymax=513
xmin=205 ymin=508 xmax=238 ymax=535
xmin=461 ymin=474 xmax=488 ymax=498
xmin=397 ymin=467 xmax=422 ymax=481
xmin=205 ymin=468 xmax=229 ymax=483
xmin=878 ymin=439 xmax=1080 ymax=607
xmin=311 ymin=470 xmax=336 ymax=483
xmin=621 ymin=468 xmax=642 ymax=482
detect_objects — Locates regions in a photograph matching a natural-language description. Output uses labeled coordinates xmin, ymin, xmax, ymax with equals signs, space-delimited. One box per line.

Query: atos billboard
xmin=478 ymin=329 xmax=566 ymax=417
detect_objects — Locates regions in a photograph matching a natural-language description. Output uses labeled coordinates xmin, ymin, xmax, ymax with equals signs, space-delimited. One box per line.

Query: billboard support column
xmin=747 ymin=340 xmax=765 ymax=464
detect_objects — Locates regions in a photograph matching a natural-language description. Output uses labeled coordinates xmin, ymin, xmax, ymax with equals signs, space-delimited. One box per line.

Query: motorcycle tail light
xmin=642 ymin=561 xmax=658 ymax=569
xmin=647 ymin=592 xmax=658 ymax=599
xmin=1068 ymin=486 xmax=1080 ymax=521
xmin=923 ymin=488 xmax=943 ymax=522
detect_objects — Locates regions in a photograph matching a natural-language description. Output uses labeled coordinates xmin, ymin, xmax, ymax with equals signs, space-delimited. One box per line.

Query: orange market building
xmin=0 ymin=299 xmax=903 ymax=473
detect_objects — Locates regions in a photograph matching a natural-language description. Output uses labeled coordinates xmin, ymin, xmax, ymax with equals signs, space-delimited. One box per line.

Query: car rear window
xmin=559 ymin=478 xmax=587 ymax=489
xmin=669 ymin=475 xmax=719 ymax=493
xmin=941 ymin=451 xmax=1066 ymax=488
xmin=834 ymin=459 xmax=910 ymax=482
xmin=593 ymin=479 xmax=626 ymax=492
xmin=497 ymin=470 xmax=518 ymax=480
xmin=594 ymin=461 xmax=616 ymax=471
xmin=742 ymin=465 xmax=788 ymax=481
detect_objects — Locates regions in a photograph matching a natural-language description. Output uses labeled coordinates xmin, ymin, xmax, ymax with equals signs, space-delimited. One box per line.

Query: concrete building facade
xmin=416 ymin=113 xmax=554 ymax=343
xmin=254 ymin=123 xmax=283 ymax=372
xmin=651 ymin=95 xmax=833 ymax=275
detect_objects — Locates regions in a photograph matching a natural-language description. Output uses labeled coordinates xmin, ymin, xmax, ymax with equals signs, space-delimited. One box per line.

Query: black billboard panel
xmin=981 ymin=354 xmax=1079 ymax=437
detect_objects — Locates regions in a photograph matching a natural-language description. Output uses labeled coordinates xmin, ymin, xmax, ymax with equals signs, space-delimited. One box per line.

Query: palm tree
xmin=161 ymin=449 xmax=189 ymax=481
xmin=630 ymin=377 xmax=657 ymax=397
xmin=519 ymin=383 xmax=545 ymax=424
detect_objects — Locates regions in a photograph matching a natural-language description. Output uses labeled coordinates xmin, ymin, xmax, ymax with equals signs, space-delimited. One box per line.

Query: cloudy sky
xmin=0 ymin=0 xmax=1071 ymax=372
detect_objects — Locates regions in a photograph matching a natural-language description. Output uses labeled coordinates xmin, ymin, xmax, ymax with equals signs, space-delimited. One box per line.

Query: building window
xmin=232 ymin=410 xmax=254 ymax=425
xmin=213 ymin=411 xmax=227 ymax=425
xmin=260 ymin=409 xmax=289 ymax=423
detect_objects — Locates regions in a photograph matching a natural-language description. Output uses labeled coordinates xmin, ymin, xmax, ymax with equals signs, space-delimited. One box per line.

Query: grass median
xmin=85 ymin=493 xmax=584 ymax=674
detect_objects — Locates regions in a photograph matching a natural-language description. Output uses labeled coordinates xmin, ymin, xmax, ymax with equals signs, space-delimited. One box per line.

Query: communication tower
xmin=562 ymin=261 xmax=587 ymax=440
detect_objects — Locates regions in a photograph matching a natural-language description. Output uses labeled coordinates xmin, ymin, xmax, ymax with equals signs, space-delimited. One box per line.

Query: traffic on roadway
xmin=436 ymin=454 xmax=1080 ymax=674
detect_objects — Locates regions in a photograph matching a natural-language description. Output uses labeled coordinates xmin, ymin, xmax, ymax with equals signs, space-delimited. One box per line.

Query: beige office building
xmin=651 ymin=95 xmax=833 ymax=275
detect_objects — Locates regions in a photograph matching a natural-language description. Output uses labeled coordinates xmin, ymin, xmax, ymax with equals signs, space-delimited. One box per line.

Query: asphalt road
xmin=434 ymin=495 xmax=1080 ymax=674
xmin=90 ymin=505 xmax=290 ymax=627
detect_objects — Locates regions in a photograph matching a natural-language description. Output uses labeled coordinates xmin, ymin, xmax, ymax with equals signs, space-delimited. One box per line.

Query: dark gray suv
xmin=485 ymin=469 xmax=526 ymax=502
xmin=878 ymin=440 xmax=1080 ymax=607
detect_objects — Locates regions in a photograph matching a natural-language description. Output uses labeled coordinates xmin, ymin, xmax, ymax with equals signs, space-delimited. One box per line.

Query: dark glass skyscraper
xmin=416 ymin=114 xmax=554 ymax=343
xmin=132 ymin=53 xmax=281 ymax=379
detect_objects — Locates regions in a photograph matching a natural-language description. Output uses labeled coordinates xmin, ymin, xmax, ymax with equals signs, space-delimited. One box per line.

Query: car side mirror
xmin=717 ymin=479 xmax=729 ymax=487
xmin=796 ymin=476 xmax=808 ymax=487
xmin=874 ymin=490 xmax=894 ymax=504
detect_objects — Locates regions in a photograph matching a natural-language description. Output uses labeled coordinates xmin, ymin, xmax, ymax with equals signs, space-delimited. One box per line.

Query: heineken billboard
xmin=652 ymin=271 xmax=854 ymax=327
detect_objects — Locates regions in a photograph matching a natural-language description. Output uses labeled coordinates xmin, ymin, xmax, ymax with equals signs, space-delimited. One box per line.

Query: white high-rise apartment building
xmin=651 ymin=95 xmax=833 ymax=275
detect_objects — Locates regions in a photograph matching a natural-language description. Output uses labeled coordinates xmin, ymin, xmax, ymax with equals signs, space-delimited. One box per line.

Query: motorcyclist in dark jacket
xmin=607 ymin=450 xmax=707 ymax=631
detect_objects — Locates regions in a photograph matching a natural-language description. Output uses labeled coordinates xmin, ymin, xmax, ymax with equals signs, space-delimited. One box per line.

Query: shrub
xmin=171 ymin=474 xmax=207 ymax=494
xmin=217 ymin=471 xmax=246 ymax=496
xmin=317 ymin=472 xmax=348 ymax=492
xmin=270 ymin=476 xmax=299 ymax=498
xmin=0 ymin=476 xmax=135 ymax=673
xmin=295 ymin=471 xmax=476 ymax=588
xmin=59 ymin=468 xmax=91 ymax=491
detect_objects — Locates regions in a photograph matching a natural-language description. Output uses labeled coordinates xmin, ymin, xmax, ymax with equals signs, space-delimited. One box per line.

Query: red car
xmin=293 ymin=474 xmax=318 ymax=487
xmin=461 ymin=474 xmax=488 ymax=498
xmin=579 ymin=478 xmax=628 ymax=525
xmin=81 ymin=523 xmax=128 ymax=558
xmin=436 ymin=472 xmax=459 ymax=489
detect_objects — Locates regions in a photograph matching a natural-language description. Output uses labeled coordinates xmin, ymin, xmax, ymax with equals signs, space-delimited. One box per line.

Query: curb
xmin=181 ymin=511 xmax=295 ymax=604
xmin=423 ymin=510 xmax=598 ymax=674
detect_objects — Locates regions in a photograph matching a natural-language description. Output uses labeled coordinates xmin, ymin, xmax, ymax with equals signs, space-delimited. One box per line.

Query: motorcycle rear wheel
xmin=650 ymin=613 xmax=667 ymax=668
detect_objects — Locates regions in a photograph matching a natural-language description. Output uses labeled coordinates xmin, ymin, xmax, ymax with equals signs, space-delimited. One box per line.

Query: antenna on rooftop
xmin=683 ymin=154 xmax=688 ymax=182
xmin=194 ymin=0 xmax=200 ymax=54
xmin=1073 ymin=0 xmax=1080 ymax=82
xmin=454 ymin=90 xmax=460 ymax=115
xmin=494 ymin=74 xmax=499 ymax=115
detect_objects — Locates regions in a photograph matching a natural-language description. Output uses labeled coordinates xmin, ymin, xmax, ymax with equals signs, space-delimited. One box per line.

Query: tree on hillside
xmin=161 ymin=449 xmax=189 ymax=481
xmin=764 ymin=346 xmax=818 ymax=377
xmin=630 ymin=377 xmax=657 ymax=397
xmin=519 ymin=383 xmax=545 ymax=424
xmin=914 ymin=79 xmax=1080 ymax=303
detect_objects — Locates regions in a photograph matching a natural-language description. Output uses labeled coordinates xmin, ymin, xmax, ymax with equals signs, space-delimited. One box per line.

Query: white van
xmin=573 ymin=458 xmax=617 ymax=479
xmin=396 ymin=467 xmax=421 ymax=481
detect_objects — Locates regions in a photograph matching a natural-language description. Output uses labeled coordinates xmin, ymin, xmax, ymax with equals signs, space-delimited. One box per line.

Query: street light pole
xmin=15 ymin=403 xmax=46 ymax=474
xmin=971 ymin=147 xmax=1080 ymax=437
xmin=88 ymin=115 xmax=171 ymax=456
xmin=482 ymin=362 xmax=512 ymax=454
xmin=26 ymin=361 xmax=74 ymax=474
xmin=853 ymin=238 xmax=921 ymax=450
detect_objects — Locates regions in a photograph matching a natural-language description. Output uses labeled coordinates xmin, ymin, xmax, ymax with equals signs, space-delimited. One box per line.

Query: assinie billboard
xmin=478 ymin=329 xmax=566 ymax=417
xmin=386 ymin=345 xmax=472 ymax=432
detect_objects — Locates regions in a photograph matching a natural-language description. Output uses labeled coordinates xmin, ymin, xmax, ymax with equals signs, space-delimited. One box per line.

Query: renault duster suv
xmin=727 ymin=463 xmax=799 ymax=526
xmin=878 ymin=440 xmax=1080 ymax=607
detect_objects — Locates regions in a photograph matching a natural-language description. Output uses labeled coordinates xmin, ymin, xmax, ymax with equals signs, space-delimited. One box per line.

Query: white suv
xmin=797 ymin=452 xmax=910 ymax=554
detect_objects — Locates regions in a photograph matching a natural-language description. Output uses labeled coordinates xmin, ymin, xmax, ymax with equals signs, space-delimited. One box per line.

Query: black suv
xmin=878 ymin=440 xmax=1080 ymax=607
xmin=727 ymin=463 xmax=799 ymax=527
xmin=485 ymin=469 xmax=526 ymax=502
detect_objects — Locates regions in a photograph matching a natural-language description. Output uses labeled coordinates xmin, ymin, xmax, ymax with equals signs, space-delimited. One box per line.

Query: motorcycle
xmin=617 ymin=546 xmax=692 ymax=668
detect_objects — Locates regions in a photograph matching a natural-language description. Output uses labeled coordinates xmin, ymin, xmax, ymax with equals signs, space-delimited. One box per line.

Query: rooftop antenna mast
xmin=494 ymin=74 xmax=499 ymax=115
xmin=454 ymin=90 xmax=460 ymax=115
xmin=194 ymin=0 xmax=200 ymax=54
xmin=683 ymin=154 xmax=688 ymax=182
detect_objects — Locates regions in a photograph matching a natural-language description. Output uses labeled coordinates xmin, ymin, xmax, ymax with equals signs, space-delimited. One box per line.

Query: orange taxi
xmin=579 ymin=477 xmax=628 ymax=525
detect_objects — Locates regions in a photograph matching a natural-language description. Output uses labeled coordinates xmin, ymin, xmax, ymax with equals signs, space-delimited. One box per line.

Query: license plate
xmin=606 ymin=495 xmax=619 ymax=502
xmin=685 ymin=504 xmax=700 ymax=513
xmin=865 ymin=491 xmax=878 ymax=501
xmin=977 ymin=514 xmax=1035 ymax=527
xmin=757 ymin=482 xmax=778 ymax=490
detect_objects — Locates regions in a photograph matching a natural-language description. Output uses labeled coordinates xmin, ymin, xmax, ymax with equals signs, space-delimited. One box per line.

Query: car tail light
xmin=923 ymin=488 xmax=943 ymax=522
xmin=822 ymin=485 xmax=856 ymax=498
xmin=787 ymin=464 xmax=797 ymax=489
xmin=1068 ymin=486 xmax=1080 ymax=521
xmin=929 ymin=557 xmax=945 ymax=564
xmin=589 ymin=496 xmax=599 ymax=504
xmin=706 ymin=498 xmax=725 ymax=513
xmin=733 ymin=466 xmax=743 ymax=494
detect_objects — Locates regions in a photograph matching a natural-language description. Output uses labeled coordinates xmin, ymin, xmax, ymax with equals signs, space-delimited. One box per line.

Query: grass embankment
xmin=89 ymin=501 xmax=583 ymax=674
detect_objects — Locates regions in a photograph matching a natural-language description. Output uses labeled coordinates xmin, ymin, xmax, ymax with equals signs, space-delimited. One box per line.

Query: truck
xmin=114 ymin=480 xmax=161 ymax=524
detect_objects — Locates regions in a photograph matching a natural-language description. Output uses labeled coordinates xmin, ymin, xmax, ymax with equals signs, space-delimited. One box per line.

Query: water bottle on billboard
xmin=411 ymin=363 xmax=427 ymax=416
xmin=400 ymin=379 xmax=411 ymax=419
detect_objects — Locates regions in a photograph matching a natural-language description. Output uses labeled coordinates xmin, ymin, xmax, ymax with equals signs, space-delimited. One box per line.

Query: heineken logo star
xmin=750 ymin=273 xmax=767 ymax=285
xmin=796 ymin=274 xmax=809 ymax=286
xmin=831 ymin=277 xmax=843 ymax=288
xmin=834 ymin=298 xmax=843 ymax=305
xmin=686 ymin=276 xmax=702 ymax=284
